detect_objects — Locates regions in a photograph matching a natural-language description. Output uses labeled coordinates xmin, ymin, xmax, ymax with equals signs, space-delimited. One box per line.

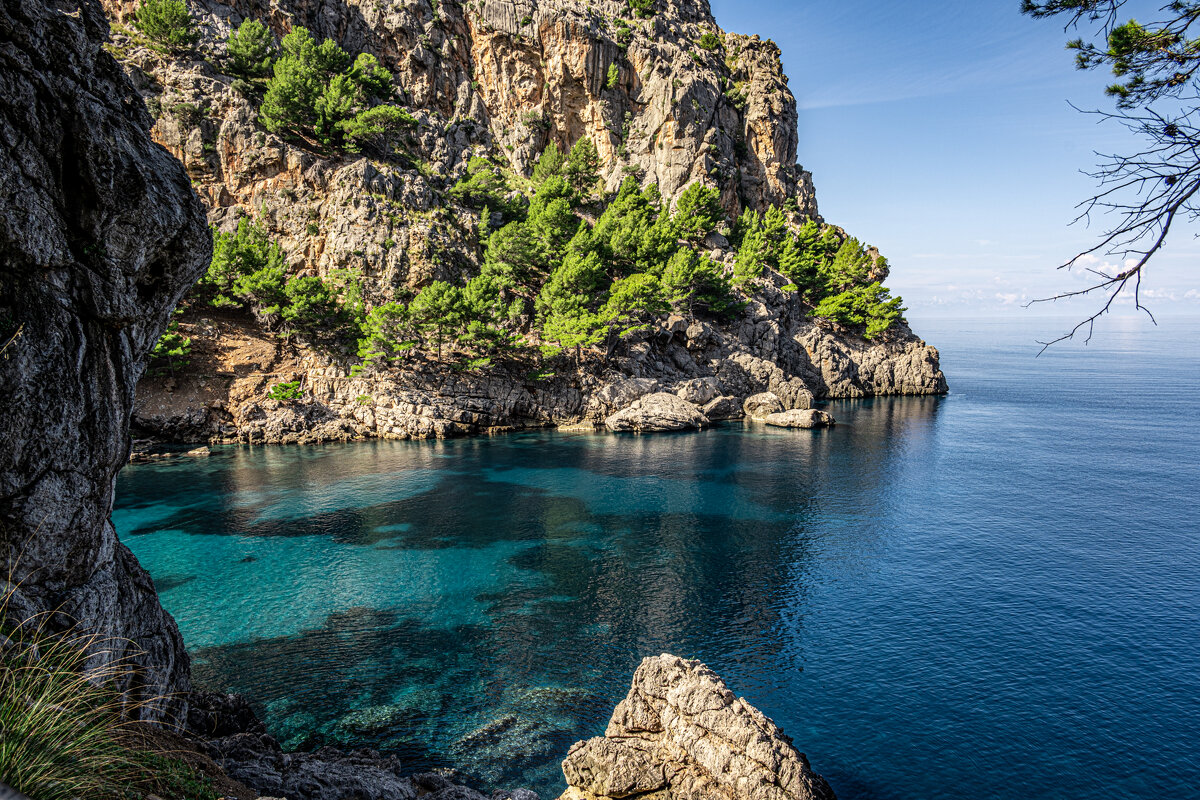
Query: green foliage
xmin=820 ymin=236 xmax=877 ymax=294
xmin=812 ymin=282 xmax=904 ymax=339
xmin=661 ymin=248 xmax=739 ymax=318
xmin=451 ymin=157 xmax=519 ymax=219
xmin=338 ymin=104 xmax=416 ymax=154
xmin=408 ymin=280 xmax=462 ymax=361
xmin=281 ymin=276 xmax=346 ymax=335
xmin=194 ymin=218 xmax=361 ymax=342
xmin=698 ymin=32 xmax=721 ymax=52
xmin=592 ymin=177 xmax=678 ymax=274
xmin=358 ymin=301 xmax=417 ymax=367
xmin=202 ymin=218 xmax=286 ymax=308
xmin=231 ymin=264 xmax=288 ymax=318
xmin=673 ymin=182 xmax=724 ymax=243
xmin=1023 ymin=1 xmax=1200 ymax=108
xmin=597 ymin=272 xmax=667 ymax=341
xmin=0 ymin=587 xmax=221 ymax=800
xmin=563 ymin=137 xmax=602 ymax=199
xmin=132 ymin=0 xmax=198 ymax=50
xmin=536 ymin=250 xmax=607 ymax=357
xmin=531 ymin=141 xmax=565 ymax=187
xmin=606 ymin=62 xmax=620 ymax=89
xmin=259 ymin=27 xmax=405 ymax=150
xmin=149 ymin=320 xmax=192 ymax=374
xmin=482 ymin=220 xmax=547 ymax=294
xmin=267 ymin=381 xmax=304 ymax=401
xmin=226 ymin=18 xmax=275 ymax=77
xmin=786 ymin=218 xmax=840 ymax=294
xmin=628 ymin=0 xmax=655 ymax=19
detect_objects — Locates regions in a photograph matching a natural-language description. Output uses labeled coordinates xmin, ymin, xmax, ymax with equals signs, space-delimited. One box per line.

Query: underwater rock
xmin=559 ymin=654 xmax=836 ymax=800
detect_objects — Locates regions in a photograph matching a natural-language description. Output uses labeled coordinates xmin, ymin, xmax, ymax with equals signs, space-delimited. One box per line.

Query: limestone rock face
xmin=605 ymin=393 xmax=708 ymax=433
xmin=0 ymin=0 xmax=209 ymax=717
xmin=91 ymin=0 xmax=947 ymax=448
xmin=764 ymin=409 xmax=835 ymax=429
xmin=559 ymin=654 xmax=836 ymax=800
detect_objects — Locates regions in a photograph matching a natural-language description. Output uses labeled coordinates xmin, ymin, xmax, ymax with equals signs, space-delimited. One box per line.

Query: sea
xmin=113 ymin=315 xmax=1200 ymax=799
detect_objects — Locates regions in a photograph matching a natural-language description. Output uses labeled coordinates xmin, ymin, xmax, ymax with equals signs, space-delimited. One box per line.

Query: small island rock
xmin=605 ymin=393 xmax=709 ymax=433
xmin=764 ymin=409 xmax=836 ymax=429
xmin=559 ymin=654 xmax=836 ymax=800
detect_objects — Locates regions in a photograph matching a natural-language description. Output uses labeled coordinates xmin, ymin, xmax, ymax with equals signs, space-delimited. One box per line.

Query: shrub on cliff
xmin=606 ymin=62 xmax=620 ymax=89
xmin=226 ymin=18 xmax=276 ymax=78
xmin=451 ymin=157 xmax=521 ymax=219
xmin=592 ymin=177 xmax=678 ymax=274
xmin=132 ymin=0 xmax=199 ymax=51
xmin=629 ymin=0 xmax=656 ymax=19
xmin=531 ymin=142 xmax=565 ymax=187
xmin=820 ymin=236 xmax=883 ymax=294
xmin=149 ymin=319 xmax=192 ymax=375
xmin=358 ymin=301 xmax=418 ymax=368
xmin=258 ymin=27 xmax=408 ymax=151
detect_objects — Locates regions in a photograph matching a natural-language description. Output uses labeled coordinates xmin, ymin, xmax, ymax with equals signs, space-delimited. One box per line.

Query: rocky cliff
xmin=0 ymin=0 xmax=210 ymax=716
xmin=93 ymin=0 xmax=944 ymax=447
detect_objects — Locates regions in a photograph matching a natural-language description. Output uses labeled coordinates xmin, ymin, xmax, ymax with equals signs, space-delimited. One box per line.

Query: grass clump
xmin=0 ymin=590 xmax=219 ymax=800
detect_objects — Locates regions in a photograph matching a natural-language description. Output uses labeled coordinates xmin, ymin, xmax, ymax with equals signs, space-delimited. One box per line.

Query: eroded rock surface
xmin=605 ymin=392 xmax=709 ymax=433
xmin=559 ymin=655 xmax=836 ymax=800
xmin=0 ymin=0 xmax=209 ymax=718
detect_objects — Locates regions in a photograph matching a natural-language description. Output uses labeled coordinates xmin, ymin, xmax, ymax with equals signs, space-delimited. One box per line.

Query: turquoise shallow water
xmin=114 ymin=317 xmax=1200 ymax=799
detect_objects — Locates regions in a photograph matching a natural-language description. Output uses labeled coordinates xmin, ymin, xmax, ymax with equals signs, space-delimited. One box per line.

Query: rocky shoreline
xmin=131 ymin=305 xmax=943 ymax=449
xmin=174 ymin=655 xmax=837 ymax=800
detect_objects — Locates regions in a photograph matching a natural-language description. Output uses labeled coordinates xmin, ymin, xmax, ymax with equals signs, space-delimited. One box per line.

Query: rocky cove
xmin=1 ymin=0 xmax=945 ymax=798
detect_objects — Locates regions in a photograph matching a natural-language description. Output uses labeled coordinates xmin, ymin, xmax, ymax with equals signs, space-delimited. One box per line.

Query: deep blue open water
xmin=113 ymin=316 xmax=1200 ymax=799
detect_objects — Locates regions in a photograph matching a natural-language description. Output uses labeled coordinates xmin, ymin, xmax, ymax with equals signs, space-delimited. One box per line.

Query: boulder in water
xmin=559 ymin=654 xmax=836 ymax=800
xmin=605 ymin=393 xmax=709 ymax=433
xmin=764 ymin=409 xmax=836 ymax=429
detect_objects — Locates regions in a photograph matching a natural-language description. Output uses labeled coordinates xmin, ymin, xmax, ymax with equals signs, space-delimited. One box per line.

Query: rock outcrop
xmin=605 ymin=392 xmax=709 ymax=433
xmin=743 ymin=392 xmax=786 ymax=420
xmin=763 ymin=409 xmax=835 ymax=429
xmin=0 ymin=0 xmax=210 ymax=717
xmin=559 ymin=654 xmax=836 ymax=800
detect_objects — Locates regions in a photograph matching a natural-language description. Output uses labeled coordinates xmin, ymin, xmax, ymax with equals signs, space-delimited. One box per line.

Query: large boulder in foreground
xmin=606 ymin=393 xmax=709 ymax=433
xmin=764 ymin=409 xmax=836 ymax=429
xmin=559 ymin=655 xmax=836 ymax=800
xmin=0 ymin=0 xmax=210 ymax=718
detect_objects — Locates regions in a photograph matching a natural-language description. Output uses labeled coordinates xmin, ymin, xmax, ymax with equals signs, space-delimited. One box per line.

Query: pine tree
xmin=532 ymin=142 xmax=565 ymax=187
xmin=563 ymin=137 xmax=601 ymax=199
xmin=358 ymin=302 xmax=417 ymax=367
xmin=673 ymin=182 xmax=724 ymax=243
xmin=409 ymin=281 xmax=463 ymax=361
xmin=132 ymin=0 xmax=199 ymax=51
xmin=226 ymin=18 xmax=275 ymax=77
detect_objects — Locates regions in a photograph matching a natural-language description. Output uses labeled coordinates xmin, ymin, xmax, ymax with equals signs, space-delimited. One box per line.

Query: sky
xmin=708 ymin=0 xmax=1200 ymax=324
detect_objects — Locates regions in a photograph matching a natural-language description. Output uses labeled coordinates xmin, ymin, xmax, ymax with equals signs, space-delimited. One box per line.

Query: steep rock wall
xmin=0 ymin=0 xmax=210 ymax=717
